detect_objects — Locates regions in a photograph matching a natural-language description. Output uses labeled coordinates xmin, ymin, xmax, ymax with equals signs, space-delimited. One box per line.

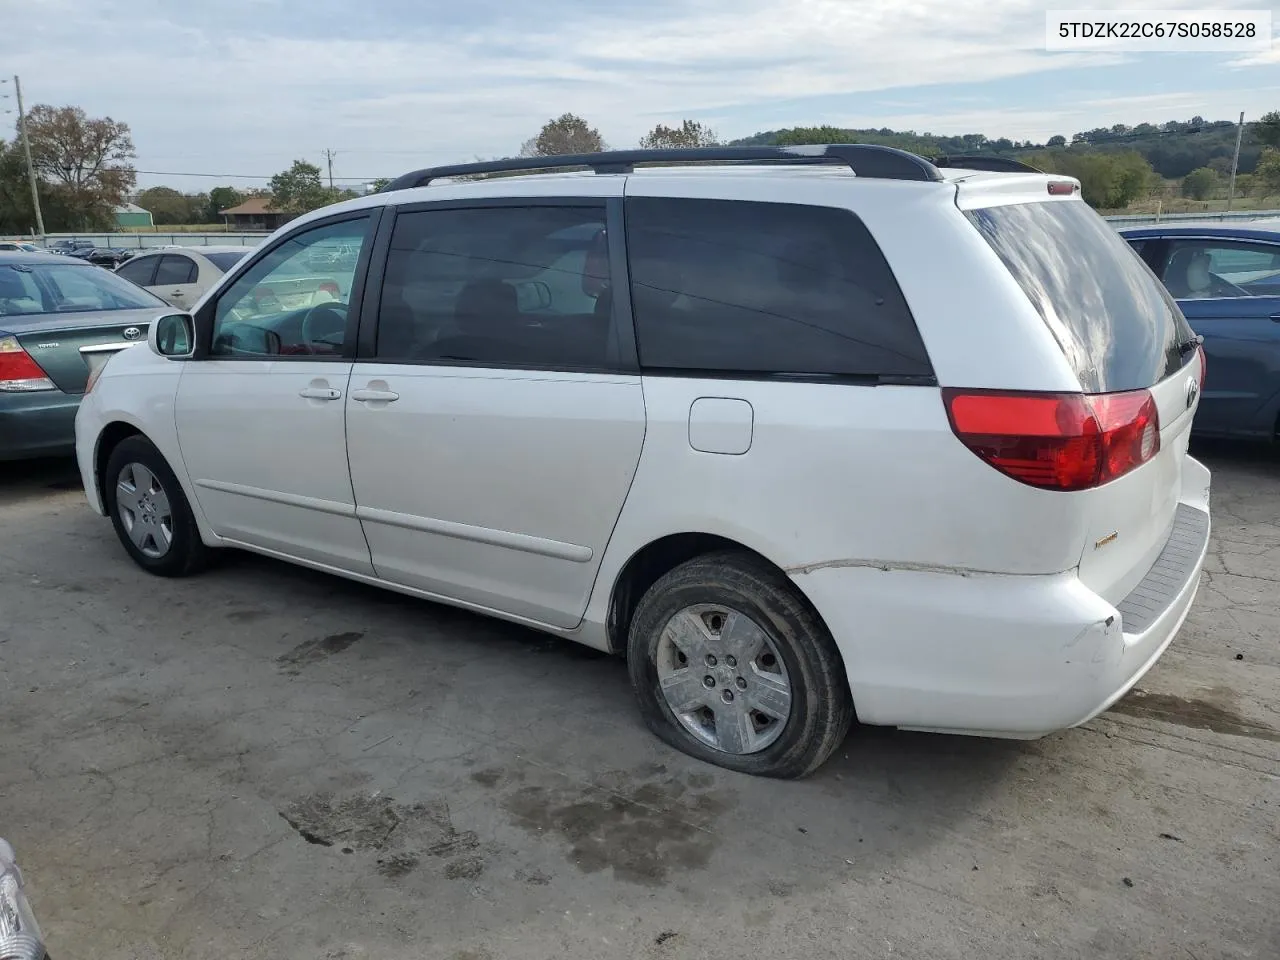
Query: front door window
xmin=211 ymin=217 xmax=371 ymax=357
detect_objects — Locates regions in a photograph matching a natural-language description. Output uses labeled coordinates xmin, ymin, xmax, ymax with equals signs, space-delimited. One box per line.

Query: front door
xmin=346 ymin=200 xmax=645 ymax=628
xmin=174 ymin=213 xmax=378 ymax=573
xmin=1151 ymin=237 xmax=1280 ymax=438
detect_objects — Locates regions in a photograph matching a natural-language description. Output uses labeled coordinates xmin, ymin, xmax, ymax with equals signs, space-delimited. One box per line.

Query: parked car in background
xmin=48 ymin=239 xmax=94 ymax=256
xmin=76 ymin=146 xmax=1210 ymax=779
xmin=115 ymin=246 xmax=251 ymax=310
xmin=83 ymin=248 xmax=135 ymax=268
xmin=1120 ymin=220 xmax=1280 ymax=443
xmin=1 ymin=251 xmax=167 ymax=460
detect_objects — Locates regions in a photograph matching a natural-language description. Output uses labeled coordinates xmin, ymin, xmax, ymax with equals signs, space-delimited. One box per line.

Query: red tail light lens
xmin=942 ymin=388 xmax=1160 ymax=491
xmin=1196 ymin=344 xmax=1207 ymax=392
xmin=0 ymin=336 xmax=55 ymax=392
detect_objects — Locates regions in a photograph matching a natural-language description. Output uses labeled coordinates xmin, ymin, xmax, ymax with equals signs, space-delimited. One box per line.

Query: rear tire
xmin=627 ymin=551 xmax=853 ymax=779
xmin=104 ymin=436 xmax=209 ymax=577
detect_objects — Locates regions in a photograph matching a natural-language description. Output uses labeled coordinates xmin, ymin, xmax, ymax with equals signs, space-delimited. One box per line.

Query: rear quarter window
xmin=624 ymin=197 xmax=933 ymax=380
xmin=966 ymin=200 xmax=1196 ymax=393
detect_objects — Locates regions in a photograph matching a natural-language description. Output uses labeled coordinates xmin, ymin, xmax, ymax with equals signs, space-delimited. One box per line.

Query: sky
xmin=2 ymin=0 xmax=1278 ymax=193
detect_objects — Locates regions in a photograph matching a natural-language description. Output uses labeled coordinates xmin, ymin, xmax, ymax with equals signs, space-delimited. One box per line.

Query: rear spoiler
xmin=934 ymin=155 xmax=1045 ymax=174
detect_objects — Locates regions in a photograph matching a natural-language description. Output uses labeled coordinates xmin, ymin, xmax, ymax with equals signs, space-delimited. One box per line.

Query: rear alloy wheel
xmin=628 ymin=552 xmax=853 ymax=779
xmin=105 ymin=436 xmax=208 ymax=577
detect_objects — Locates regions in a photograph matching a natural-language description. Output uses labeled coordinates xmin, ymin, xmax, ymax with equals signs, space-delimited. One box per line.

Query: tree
xmin=369 ymin=178 xmax=392 ymax=192
xmin=520 ymin=114 xmax=605 ymax=157
xmin=1024 ymin=149 xmax=1154 ymax=208
xmin=22 ymin=103 xmax=136 ymax=229
xmin=137 ymin=186 xmax=192 ymax=225
xmin=1181 ymin=166 xmax=1218 ymax=200
xmin=1256 ymin=149 xmax=1280 ymax=196
xmin=1046 ymin=135 xmax=1067 ymax=148
xmin=207 ymin=185 xmax=243 ymax=222
xmin=1256 ymin=111 xmax=1280 ymax=149
xmin=267 ymin=159 xmax=338 ymax=215
xmin=639 ymin=120 xmax=720 ymax=149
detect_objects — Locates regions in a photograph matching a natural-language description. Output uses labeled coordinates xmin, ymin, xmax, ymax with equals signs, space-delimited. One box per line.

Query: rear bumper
xmin=796 ymin=457 xmax=1212 ymax=738
xmin=0 ymin=391 xmax=80 ymax=461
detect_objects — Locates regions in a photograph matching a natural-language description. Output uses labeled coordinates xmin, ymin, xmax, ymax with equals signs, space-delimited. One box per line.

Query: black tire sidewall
xmin=104 ymin=436 xmax=205 ymax=577
xmin=628 ymin=554 xmax=852 ymax=778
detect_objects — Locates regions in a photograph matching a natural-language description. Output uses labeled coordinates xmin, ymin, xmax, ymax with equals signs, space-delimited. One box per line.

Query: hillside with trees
xmin=730 ymin=115 xmax=1272 ymax=180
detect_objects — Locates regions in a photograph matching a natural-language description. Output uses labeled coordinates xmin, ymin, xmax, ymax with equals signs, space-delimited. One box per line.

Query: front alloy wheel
xmin=115 ymin=462 xmax=174 ymax=559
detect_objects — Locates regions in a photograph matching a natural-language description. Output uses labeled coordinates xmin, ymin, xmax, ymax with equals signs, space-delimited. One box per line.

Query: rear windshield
xmin=205 ymin=251 xmax=249 ymax=272
xmin=966 ymin=200 xmax=1196 ymax=393
xmin=0 ymin=262 xmax=163 ymax=315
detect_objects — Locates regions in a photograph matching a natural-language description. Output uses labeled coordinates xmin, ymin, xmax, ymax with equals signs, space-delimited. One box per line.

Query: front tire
xmin=627 ymin=552 xmax=853 ymax=779
xmin=104 ymin=436 xmax=209 ymax=577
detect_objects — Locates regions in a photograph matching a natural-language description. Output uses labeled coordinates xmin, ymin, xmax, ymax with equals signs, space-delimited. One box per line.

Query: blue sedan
xmin=1120 ymin=220 xmax=1280 ymax=442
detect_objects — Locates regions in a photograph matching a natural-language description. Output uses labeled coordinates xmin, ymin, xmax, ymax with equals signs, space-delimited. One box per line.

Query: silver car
xmin=0 ymin=838 xmax=47 ymax=960
xmin=113 ymin=246 xmax=253 ymax=310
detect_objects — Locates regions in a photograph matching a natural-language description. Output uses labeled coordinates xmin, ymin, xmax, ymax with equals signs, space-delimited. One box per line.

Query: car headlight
xmin=0 ymin=840 xmax=46 ymax=960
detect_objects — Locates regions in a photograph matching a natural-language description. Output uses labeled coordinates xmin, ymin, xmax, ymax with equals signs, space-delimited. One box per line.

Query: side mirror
xmin=149 ymin=312 xmax=194 ymax=359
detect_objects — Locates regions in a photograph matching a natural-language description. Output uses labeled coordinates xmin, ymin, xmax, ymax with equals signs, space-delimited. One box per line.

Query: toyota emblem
xmin=1185 ymin=376 xmax=1199 ymax=410
xmin=122 ymin=326 xmax=142 ymax=341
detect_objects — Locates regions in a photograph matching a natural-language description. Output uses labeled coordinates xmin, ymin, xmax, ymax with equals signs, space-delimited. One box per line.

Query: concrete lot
xmin=1 ymin=447 xmax=1277 ymax=960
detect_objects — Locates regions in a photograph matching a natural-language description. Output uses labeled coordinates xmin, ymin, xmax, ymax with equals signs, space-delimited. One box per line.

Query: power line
xmin=133 ymin=169 xmax=376 ymax=181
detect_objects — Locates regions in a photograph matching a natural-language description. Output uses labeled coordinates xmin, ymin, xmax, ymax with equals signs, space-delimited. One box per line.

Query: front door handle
xmin=1270 ymin=313 xmax=1280 ymax=323
xmin=299 ymin=386 xmax=342 ymax=400
xmin=351 ymin=388 xmax=400 ymax=403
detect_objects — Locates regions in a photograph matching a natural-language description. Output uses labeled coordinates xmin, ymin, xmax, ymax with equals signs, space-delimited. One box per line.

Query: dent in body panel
xmin=786 ymin=557 xmax=1077 ymax=577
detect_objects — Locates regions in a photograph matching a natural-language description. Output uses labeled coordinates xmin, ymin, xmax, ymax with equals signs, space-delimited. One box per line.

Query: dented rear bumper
xmin=792 ymin=457 xmax=1211 ymax=738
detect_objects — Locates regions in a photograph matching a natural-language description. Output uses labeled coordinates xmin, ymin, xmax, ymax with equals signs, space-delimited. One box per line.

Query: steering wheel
xmin=300 ymin=303 xmax=347 ymax=352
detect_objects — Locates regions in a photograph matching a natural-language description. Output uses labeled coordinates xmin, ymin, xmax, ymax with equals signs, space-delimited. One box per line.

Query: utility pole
xmin=322 ymin=148 xmax=336 ymax=190
xmin=13 ymin=76 xmax=45 ymax=237
xmin=1226 ymin=111 xmax=1245 ymax=213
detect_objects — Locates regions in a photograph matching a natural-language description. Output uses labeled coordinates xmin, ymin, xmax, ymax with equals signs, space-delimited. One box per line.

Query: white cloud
xmin=0 ymin=0 xmax=1272 ymax=191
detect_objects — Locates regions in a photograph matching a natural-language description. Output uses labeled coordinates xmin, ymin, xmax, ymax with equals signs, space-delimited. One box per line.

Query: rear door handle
xmin=351 ymin=389 xmax=399 ymax=403
xmin=299 ymin=386 xmax=342 ymax=400
xmin=1270 ymin=313 xmax=1280 ymax=323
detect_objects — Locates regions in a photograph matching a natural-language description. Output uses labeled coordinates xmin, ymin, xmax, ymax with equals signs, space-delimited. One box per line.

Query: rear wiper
xmin=1176 ymin=334 xmax=1204 ymax=355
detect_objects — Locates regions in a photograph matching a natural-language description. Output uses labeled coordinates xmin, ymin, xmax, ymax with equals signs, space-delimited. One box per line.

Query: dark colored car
xmin=1120 ymin=219 xmax=1280 ymax=442
xmin=48 ymin=239 xmax=94 ymax=255
xmin=83 ymin=247 xmax=135 ymax=268
xmin=0 ymin=251 xmax=166 ymax=460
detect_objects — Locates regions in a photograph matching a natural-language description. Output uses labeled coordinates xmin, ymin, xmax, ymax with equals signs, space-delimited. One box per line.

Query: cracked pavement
xmin=1 ymin=446 xmax=1277 ymax=959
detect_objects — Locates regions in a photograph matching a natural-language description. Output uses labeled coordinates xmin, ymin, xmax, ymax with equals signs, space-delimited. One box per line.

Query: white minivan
xmin=74 ymin=145 xmax=1210 ymax=778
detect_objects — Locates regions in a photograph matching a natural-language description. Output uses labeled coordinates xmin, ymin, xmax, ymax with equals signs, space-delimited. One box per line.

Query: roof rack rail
xmin=379 ymin=144 xmax=944 ymax=192
xmin=933 ymin=154 xmax=1045 ymax=174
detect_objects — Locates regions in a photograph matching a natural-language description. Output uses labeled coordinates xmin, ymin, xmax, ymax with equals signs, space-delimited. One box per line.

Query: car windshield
xmin=0 ymin=262 xmax=165 ymax=316
xmin=967 ymin=201 xmax=1197 ymax=393
xmin=205 ymin=251 xmax=250 ymax=272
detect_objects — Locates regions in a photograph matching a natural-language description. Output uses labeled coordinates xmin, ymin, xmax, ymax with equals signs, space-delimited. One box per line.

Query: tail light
xmin=0 ymin=336 xmax=55 ymax=392
xmin=318 ymin=281 xmax=341 ymax=299
xmin=1196 ymin=343 xmax=1207 ymax=393
xmin=942 ymin=388 xmax=1160 ymax=492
